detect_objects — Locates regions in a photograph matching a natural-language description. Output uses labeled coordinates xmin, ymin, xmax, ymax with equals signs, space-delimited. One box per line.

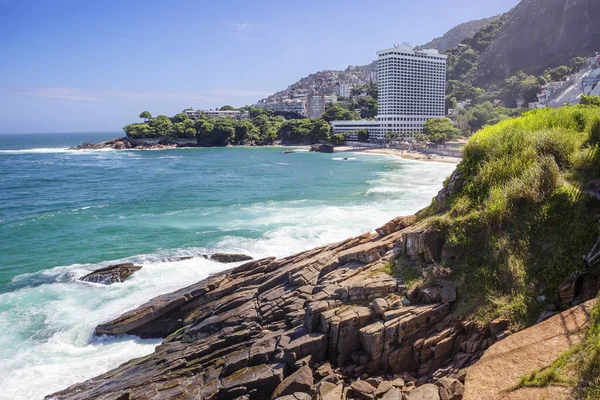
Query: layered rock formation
xmin=73 ymin=137 xmax=196 ymax=150
xmin=48 ymin=215 xmax=504 ymax=400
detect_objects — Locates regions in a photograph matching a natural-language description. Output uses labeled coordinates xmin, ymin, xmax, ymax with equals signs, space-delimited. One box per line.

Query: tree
xmin=172 ymin=118 xmax=196 ymax=138
xmin=212 ymin=118 xmax=236 ymax=146
xmin=195 ymin=118 xmax=215 ymax=146
xmin=234 ymin=119 xmax=257 ymax=144
xmin=357 ymin=129 xmax=370 ymax=143
xmin=309 ymin=119 xmax=331 ymax=143
xmin=322 ymin=103 xmax=360 ymax=122
xmin=413 ymin=133 xmax=427 ymax=143
xmin=171 ymin=113 xmax=189 ymax=123
xmin=139 ymin=111 xmax=152 ymax=122
xmin=548 ymin=65 xmax=571 ymax=82
xmin=149 ymin=115 xmax=174 ymax=137
xmin=331 ymin=133 xmax=347 ymax=146
xmin=423 ymin=118 xmax=460 ymax=145
xmin=570 ymin=57 xmax=588 ymax=72
xmin=467 ymin=102 xmax=510 ymax=132
xmin=252 ymin=114 xmax=280 ymax=144
xmin=220 ymin=105 xmax=235 ymax=111
xmin=124 ymin=123 xmax=154 ymax=138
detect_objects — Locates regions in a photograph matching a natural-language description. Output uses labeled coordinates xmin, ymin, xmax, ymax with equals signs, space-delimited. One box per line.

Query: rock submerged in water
xmin=79 ymin=263 xmax=142 ymax=285
xmin=210 ymin=253 xmax=253 ymax=263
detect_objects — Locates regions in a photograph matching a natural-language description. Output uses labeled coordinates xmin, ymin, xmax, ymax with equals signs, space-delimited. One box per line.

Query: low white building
xmin=184 ymin=109 xmax=249 ymax=120
xmin=331 ymin=120 xmax=379 ymax=141
xmin=256 ymin=100 xmax=307 ymax=117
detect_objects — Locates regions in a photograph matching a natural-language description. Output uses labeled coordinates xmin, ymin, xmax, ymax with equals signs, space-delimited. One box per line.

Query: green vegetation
xmin=356 ymin=129 xmax=370 ymax=143
xmin=322 ymin=103 xmax=360 ymax=122
xmin=443 ymin=15 xmax=593 ymax=135
xmin=511 ymin=346 xmax=576 ymax=390
xmin=407 ymin=104 xmax=600 ymax=329
xmin=124 ymin=108 xmax=335 ymax=146
xmin=422 ymin=117 xmax=460 ymax=145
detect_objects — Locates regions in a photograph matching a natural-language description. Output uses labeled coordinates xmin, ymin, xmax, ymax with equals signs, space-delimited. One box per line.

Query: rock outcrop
xmin=74 ymin=137 xmax=198 ymax=151
xmin=464 ymin=299 xmax=596 ymax=400
xmin=210 ymin=253 xmax=254 ymax=263
xmin=49 ymin=216 xmax=496 ymax=400
xmin=79 ymin=263 xmax=142 ymax=285
xmin=310 ymin=144 xmax=334 ymax=154
xmin=74 ymin=137 xmax=133 ymax=150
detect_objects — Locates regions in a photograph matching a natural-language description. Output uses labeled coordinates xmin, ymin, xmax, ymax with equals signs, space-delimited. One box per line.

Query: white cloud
xmin=221 ymin=21 xmax=265 ymax=40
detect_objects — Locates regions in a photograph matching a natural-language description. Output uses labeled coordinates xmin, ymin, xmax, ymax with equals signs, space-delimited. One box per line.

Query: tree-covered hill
xmin=414 ymin=15 xmax=501 ymax=53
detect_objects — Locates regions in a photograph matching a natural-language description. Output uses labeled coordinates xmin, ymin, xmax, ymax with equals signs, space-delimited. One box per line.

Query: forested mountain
xmin=414 ymin=15 xmax=501 ymax=53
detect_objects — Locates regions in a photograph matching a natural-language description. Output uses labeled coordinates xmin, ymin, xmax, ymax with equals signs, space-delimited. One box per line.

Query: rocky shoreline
xmin=46 ymin=208 xmax=511 ymax=400
xmin=72 ymin=137 xmax=336 ymax=153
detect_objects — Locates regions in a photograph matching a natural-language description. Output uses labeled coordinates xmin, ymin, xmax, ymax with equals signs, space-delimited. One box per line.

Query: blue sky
xmin=0 ymin=0 xmax=520 ymax=134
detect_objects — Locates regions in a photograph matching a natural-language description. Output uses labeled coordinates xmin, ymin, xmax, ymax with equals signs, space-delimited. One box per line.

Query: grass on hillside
xmin=392 ymin=105 xmax=600 ymax=330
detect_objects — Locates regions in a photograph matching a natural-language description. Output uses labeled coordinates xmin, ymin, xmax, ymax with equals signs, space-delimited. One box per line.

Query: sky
xmin=0 ymin=0 xmax=520 ymax=134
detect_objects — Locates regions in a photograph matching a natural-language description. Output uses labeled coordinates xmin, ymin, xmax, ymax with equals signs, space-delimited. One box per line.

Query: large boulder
xmin=79 ymin=263 xmax=142 ymax=285
xmin=406 ymin=384 xmax=441 ymax=400
xmin=272 ymin=365 xmax=314 ymax=398
xmin=436 ymin=378 xmax=464 ymax=400
xmin=350 ymin=380 xmax=377 ymax=400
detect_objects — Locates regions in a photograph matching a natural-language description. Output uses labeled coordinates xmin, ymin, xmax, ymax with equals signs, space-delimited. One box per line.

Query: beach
xmin=334 ymin=146 xmax=462 ymax=164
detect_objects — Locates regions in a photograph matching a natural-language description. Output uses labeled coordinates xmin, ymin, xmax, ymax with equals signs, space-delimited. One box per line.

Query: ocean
xmin=0 ymin=132 xmax=456 ymax=399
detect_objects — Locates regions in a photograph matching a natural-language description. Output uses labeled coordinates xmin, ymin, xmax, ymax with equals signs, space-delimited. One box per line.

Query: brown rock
xmin=371 ymin=298 xmax=389 ymax=316
xmin=406 ymin=384 xmax=441 ymax=400
xmin=320 ymin=383 xmax=344 ymax=400
xmin=375 ymin=380 xmax=393 ymax=397
xmin=272 ymin=365 xmax=314 ymax=398
xmin=391 ymin=378 xmax=405 ymax=388
xmin=210 ymin=253 xmax=253 ymax=263
xmin=350 ymin=380 xmax=377 ymax=400
xmin=436 ymin=378 xmax=464 ymax=400
xmin=79 ymin=263 xmax=142 ymax=285
xmin=488 ymin=318 xmax=509 ymax=336
xmin=315 ymin=362 xmax=334 ymax=380
xmin=419 ymin=283 xmax=456 ymax=304
xmin=381 ymin=387 xmax=404 ymax=400
xmin=464 ymin=300 xmax=595 ymax=400
xmin=376 ymin=216 xmax=416 ymax=237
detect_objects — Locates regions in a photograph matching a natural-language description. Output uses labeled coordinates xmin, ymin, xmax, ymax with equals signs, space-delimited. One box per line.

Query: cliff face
xmin=478 ymin=0 xmax=600 ymax=82
xmin=415 ymin=16 xmax=500 ymax=53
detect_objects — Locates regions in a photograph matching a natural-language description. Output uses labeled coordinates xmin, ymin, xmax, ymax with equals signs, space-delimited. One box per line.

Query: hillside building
xmin=184 ymin=109 xmax=249 ymax=120
xmin=256 ymin=99 xmax=307 ymax=117
xmin=332 ymin=46 xmax=447 ymax=142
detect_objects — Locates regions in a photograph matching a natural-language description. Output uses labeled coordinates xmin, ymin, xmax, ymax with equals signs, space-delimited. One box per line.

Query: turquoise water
xmin=0 ymin=133 xmax=456 ymax=399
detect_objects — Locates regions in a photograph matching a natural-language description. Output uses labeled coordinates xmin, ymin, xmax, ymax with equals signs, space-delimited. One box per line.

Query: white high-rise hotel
xmin=332 ymin=46 xmax=447 ymax=141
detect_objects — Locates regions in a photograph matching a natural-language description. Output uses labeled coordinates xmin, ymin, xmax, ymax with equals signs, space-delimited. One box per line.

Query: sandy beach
xmin=335 ymin=146 xmax=462 ymax=164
